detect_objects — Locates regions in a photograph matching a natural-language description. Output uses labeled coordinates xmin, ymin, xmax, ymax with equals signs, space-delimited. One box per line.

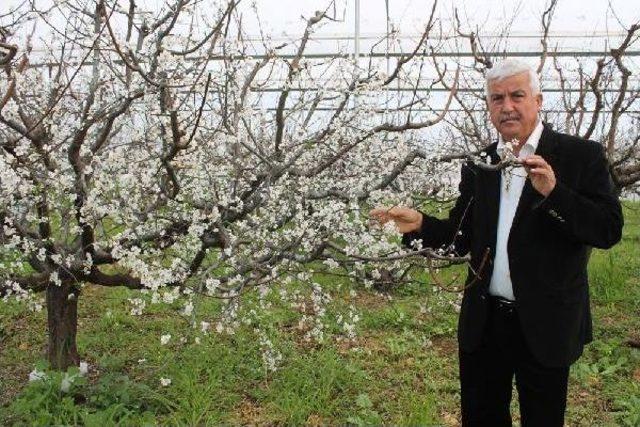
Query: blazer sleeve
xmin=401 ymin=162 xmax=475 ymax=256
xmin=537 ymin=142 xmax=623 ymax=249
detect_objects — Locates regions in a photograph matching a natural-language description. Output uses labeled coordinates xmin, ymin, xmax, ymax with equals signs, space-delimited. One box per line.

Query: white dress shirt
xmin=489 ymin=119 xmax=544 ymax=301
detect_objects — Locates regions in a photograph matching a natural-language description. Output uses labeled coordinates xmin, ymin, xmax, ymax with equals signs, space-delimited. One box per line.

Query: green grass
xmin=1 ymin=203 xmax=639 ymax=426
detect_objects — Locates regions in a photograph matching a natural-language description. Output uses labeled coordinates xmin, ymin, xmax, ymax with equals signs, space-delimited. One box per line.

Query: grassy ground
xmin=1 ymin=203 xmax=639 ymax=426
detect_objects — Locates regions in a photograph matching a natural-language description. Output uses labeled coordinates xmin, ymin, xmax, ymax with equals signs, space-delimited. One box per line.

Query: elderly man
xmin=371 ymin=60 xmax=622 ymax=426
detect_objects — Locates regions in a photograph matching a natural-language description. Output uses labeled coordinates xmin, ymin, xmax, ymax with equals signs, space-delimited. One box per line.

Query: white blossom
xmin=128 ymin=298 xmax=146 ymax=316
xmin=200 ymin=321 xmax=211 ymax=333
xmin=79 ymin=361 xmax=89 ymax=375
xmin=60 ymin=373 xmax=73 ymax=392
xmin=28 ymin=368 xmax=47 ymax=382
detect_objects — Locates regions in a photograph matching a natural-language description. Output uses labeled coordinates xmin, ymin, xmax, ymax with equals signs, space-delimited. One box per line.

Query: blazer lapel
xmin=483 ymin=143 xmax=501 ymax=254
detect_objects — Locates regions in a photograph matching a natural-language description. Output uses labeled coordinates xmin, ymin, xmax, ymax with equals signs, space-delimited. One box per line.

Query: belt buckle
xmin=492 ymin=296 xmax=515 ymax=311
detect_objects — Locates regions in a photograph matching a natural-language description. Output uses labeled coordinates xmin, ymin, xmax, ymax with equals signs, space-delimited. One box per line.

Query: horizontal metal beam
xmin=200 ymin=51 xmax=640 ymax=60
xmin=257 ymin=108 xmax=640 ymax=114
xmin=248 ymin=87 xmax=640 ymax=94
xmin=234 ymin=31 xmax=633 ymax=43
xmin=26 ymin=49 xmax=640 ymax=69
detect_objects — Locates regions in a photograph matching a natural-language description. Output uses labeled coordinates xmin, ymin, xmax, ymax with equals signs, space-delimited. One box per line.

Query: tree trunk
xmin=46 ymin=283 xmax=80 ymax=370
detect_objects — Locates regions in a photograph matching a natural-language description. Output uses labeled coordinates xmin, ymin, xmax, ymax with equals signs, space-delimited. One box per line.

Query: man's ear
xmin=536 ymin=93 xmax=543 ymax=110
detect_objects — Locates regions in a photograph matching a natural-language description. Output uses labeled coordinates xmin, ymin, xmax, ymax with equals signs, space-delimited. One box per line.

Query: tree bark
xmin=46 ymin=283 xmax=81 ymax=370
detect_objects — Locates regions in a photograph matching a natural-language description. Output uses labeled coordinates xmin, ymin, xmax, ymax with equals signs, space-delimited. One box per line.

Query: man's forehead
xmin=488 ymin=74 xmax=531 ymax=93
xmin=489 ymin=86 xmax=527 ymax=94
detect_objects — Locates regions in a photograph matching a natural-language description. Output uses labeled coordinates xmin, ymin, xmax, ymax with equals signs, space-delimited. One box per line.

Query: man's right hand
xmin=369 ymin=206 xmax=423 ymax=234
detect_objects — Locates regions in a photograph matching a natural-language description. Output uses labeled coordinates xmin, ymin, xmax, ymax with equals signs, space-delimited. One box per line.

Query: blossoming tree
xmin=0 ymin=0 xmax=469 ymax=370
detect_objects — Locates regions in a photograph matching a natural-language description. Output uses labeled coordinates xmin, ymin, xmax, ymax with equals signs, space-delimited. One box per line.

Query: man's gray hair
xmin=485 ymin=59 xmax=541 ymax=98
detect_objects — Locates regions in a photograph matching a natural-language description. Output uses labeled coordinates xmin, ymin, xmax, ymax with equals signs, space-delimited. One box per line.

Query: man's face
xmin=487 ymin=72 xmax=542 ymax=144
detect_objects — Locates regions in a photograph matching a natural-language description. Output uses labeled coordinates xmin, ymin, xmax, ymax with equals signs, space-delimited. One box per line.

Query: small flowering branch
xmin=1 ymin=275 xmax=50 ymax=296
xmin=472 ymin=157 xmax=523 ymax=172
xmin=305 ymin=148 xmax=521 ymax=203
xmin=324 ymin=240 xmax=471 ymax=264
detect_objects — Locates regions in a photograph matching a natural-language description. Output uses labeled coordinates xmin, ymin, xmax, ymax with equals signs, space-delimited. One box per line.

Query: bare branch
xmin=537 ymin=0 xmax=558 ymax=74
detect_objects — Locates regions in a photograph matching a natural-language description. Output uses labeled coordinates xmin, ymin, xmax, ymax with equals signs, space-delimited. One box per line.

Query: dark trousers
xmin=459 ymin=297 xmax=570 ymax=427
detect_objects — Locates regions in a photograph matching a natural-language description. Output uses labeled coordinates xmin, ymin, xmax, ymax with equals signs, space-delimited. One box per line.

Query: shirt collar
xmin=497 ymin=119 xmax=543 ymax=159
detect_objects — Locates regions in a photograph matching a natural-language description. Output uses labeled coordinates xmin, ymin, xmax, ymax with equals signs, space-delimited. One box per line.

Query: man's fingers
xmin=527 ymin=165 xmax=547 ymax=173
xmin=521 ymin=155 xmax=557 ymax=197
xmin=369 ymin=208 xmax=392 ymax=224
xmin=369 ymin=206 xmax=422 ymax=233
xmin=523 ymin=155 xmax=554 ymax=176
xmin=528 ymin=168 xmax=548 ymax=176
xmin=523 ymin=156 xmax=547 ymax=167
xmin=369 ymin=206 xmax=417 ymax=224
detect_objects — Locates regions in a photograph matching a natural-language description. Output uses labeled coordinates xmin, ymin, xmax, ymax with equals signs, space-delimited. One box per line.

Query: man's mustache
xmin=500 ymin=115 xmax=521 ymax=123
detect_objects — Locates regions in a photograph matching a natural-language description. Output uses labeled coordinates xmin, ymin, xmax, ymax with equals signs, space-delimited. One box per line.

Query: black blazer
xmin=403 ymin=123 xmax=623 ymax=367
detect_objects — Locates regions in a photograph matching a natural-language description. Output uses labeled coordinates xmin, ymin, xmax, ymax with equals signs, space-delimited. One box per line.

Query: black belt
xmin=490 ymin=296 xmax=516 ymax=312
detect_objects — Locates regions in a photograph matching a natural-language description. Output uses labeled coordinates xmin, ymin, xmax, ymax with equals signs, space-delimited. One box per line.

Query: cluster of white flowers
xmin=181 ymin=300 xmax=194 ymax=317
xmin=128 ymin=298 xmax=146 ymax=316
xmin=49 ymin=272 xmax=62 ymax=287
xmin=2 ymin=281 xmax=44 ymax=312
xmin=336 ymin=305 xmax=361 ymax=341
xmin=160 ymin=288 xmax=181 ymax=305
xmin=297 ymin=283 xmax=334 ymax=343
xmin=200 ymin=321 xmax=211 ymax=334
xmin=257 ymin=330 xmax=283 ymax=373
xmin=215 ymin=299 xmax=240 ymax=335
xmin=28 ymin=368 xmax=47 ymax=383
xmin=205 ymin=278 xmax=220 ymax=295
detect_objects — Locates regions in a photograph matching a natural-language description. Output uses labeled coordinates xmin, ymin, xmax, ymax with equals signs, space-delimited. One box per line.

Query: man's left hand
xmin=522 ymin=155 xmax=556 ymax=197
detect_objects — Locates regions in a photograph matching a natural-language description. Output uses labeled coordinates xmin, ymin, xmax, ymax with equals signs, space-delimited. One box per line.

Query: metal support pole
xmin=355 ymin=0 xmax=360 ymax=67
xmin=385 ymin=0 xmax=390 ymax=77
xmin=353 ymin=0 xmax=361 ymax=107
